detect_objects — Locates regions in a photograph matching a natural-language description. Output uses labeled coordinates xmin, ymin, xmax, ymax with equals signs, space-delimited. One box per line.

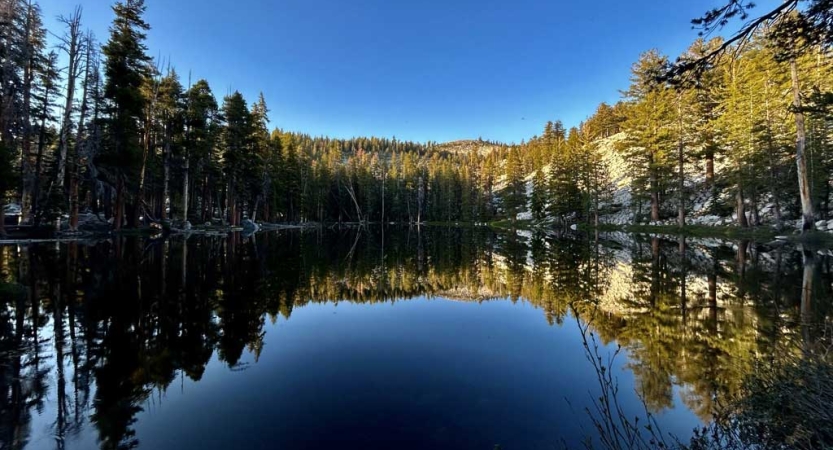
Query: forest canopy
xmin=0 ymin=0 xmax=831 ymax=235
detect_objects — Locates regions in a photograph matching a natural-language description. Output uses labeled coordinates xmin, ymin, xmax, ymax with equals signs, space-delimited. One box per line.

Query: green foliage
xmin=100 ymin=0 xmax=150 ymax=180
xmin=503 ymin=147 xmax=525 ymax=220
xmin=531 ymin=168 xmax=547 ymax=221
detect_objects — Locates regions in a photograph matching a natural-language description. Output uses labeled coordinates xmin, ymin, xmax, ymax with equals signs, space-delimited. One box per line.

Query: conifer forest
xmin=1 ymin=2 xmax=833 ymax=450
xmin=0 ymin=0 xmax=831 ymax=236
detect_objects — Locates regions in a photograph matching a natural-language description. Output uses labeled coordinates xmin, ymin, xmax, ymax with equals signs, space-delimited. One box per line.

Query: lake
xmin=0 ymin=227 xmax=829 ymax=449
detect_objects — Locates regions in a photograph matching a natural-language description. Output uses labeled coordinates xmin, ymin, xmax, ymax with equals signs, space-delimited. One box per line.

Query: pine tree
xmin=101 ymin=0 xmax=151 ymax=230
xmin=220 ymin=91 xmax=251 ymax=226
xmin=183 ymin=79 xmax=218 ymax=223
xmin=503 ymin=147 xmax=525 ymax=222
xmin=621 ymin=50 xmax=676 ymax=223
xmin=157 ymin=69 xmax=183 ymax=222
xmin=531 ymin=167 xmax=546 ymax=221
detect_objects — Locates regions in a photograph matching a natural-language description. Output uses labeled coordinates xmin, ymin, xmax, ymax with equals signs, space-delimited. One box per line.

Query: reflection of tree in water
xmin=0 ymin=229 xmax=830 ymax=448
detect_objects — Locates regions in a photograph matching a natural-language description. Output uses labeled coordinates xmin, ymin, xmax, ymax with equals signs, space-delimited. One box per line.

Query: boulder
xmin=241 ymin=219 xmax=259 ymax=233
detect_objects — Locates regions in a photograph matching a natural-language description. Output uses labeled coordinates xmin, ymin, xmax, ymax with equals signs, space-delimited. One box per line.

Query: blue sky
xmin=37 ymin=0 xmax=778 ymax=144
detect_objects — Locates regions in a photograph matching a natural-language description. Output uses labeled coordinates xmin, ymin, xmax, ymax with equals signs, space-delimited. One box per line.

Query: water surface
xmin=0 ymin=228 xmax=829 ymax=449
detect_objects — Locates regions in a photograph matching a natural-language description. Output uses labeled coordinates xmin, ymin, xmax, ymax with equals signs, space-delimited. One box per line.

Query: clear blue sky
xmin=37 ymin=0 xmax=778 ymax=144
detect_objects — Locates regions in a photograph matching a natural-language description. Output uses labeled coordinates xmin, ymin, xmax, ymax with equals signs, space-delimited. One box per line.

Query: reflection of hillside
xmin=0 ymin=229 xmax=830 ymax=448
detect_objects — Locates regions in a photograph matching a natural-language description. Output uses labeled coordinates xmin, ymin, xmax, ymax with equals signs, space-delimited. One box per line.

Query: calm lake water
xmin=0 ymin=227 xmax=830 ymax=450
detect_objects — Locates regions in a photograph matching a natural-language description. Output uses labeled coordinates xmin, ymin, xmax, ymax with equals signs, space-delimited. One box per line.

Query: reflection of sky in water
xmin=21 ymin=298 xmax=699 ymax=450
xmin=132 ymin=299 xmax=699 ymax=450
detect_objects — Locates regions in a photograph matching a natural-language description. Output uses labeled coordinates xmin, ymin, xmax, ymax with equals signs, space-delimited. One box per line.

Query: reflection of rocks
xmin=76 ymin=213 xmax=112 ymax=233
xmin=435 ymin=286 xmax=500 ymax=302
xmin=241 ymin=219 xmax=260 ymax=233
xmin=0 ymin=227 xmax=828 ymax=447
xmin=586 ymin=232 xmax=796 ymax=320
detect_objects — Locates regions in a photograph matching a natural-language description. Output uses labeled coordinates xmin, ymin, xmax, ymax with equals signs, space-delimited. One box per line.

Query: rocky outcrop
xmin=510 ymin=131 xmax=832 ymax=233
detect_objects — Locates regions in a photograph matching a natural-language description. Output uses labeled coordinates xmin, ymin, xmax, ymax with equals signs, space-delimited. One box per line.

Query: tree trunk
xmin=737 ymin=177 xmax=749 ymax=228
xmin=134 ymin=125 xmax=151 ymax=228
xmin=202 ymin=174 xmax=210 ymax=223
xmin=69 ymin=40 xmax=91 ymax=232
xmin=705 ymin=149 xmax=715 ymax=184
xmin=19 ymin=4 xmax=36 ymax=225
xmin=679 ymin=236 xmax=687 ymax=322
xmin=182 ymin=150 xmax=190 ymax=224
xmin=55 ymin=10 xmax=83 ymax=231
xmin=594 ymin=191 xmax=599 ymax=228
xmin=791 ymin=58 xmax=814 ymax=232
xmin=114 ymin=176 xmax=124 ymax=231
xmin=764 ymin=75 xmax=783 ymax=227
xmin=677 ymin=98 xmax=685 ymax=228
xmin=800 ymin=248 xmax=816 ymax=352
xmin=650 ymin=170 xmax=660 ymax=222
xmin=0 ymin=201 xmax=6 ymax=237
xmin=161 ymin=139 xmax=170 ymax=221
xmin=32 ymin=93 xmax=50 ymax=225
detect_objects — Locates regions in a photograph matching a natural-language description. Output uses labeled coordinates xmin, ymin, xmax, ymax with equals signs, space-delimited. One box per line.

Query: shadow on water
xmin=0 ymin=227 xmax=830 ymax=449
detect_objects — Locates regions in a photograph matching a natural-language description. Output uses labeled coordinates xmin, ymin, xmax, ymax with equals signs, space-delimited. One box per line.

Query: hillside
xmin=506 ymin=132 xmax=833 ymax=233
xmin=433 ymin=139 xmax=506 ymax=157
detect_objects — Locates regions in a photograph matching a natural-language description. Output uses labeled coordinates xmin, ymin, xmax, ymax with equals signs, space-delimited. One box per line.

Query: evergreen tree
xmin=183 ymin=79 xmax=218 ymax=223
xmin=531 ymin=167 xmax=546 ymax=221
xmin=620 ymin=50 xmax=676 ymax=223
xmin=220 ymin=91 xmax=251 ymax=226
xmin=503 ymin=147 xmax=525 ymax=222
xmin=100 ymin=0 xmax=150 ymax=230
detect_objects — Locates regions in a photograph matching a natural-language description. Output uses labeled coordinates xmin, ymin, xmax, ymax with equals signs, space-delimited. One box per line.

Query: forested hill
xmin=1 ymin=0 xmax=832 ymax=236
xmin=499 ymin=3 xmax=833 ymax=233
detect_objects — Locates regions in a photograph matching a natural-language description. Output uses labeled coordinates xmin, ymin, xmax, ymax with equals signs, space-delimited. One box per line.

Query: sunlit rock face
xmin=508 ymin=130 xmax=823 ymax=230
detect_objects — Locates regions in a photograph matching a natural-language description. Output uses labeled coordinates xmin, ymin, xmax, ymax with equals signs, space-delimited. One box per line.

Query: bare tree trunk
xmin=343 ymin=179 xmax=363 ymax=223
xmin=182 ymin=151 xmax=190 ymax=224
xmin=791 ymin=58 xmax=814 ymax=232
xmin=69 ymin=34 xmax=92 ymax=231
xmin=54 ymin=8 xmax=84 ymax=231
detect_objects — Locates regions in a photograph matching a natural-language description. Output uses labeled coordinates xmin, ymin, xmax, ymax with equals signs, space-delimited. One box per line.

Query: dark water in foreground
xmin=0 ymin=228 xmax=830 ymax=450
